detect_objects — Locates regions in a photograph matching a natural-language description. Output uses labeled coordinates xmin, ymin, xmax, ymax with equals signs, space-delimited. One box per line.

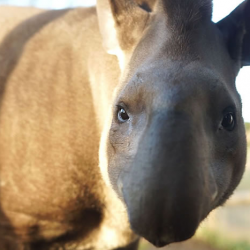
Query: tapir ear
xmin=217 ymin=0 xmax=250 ymax=67
xmin=96 ymin=0 xmax=151 ymax=64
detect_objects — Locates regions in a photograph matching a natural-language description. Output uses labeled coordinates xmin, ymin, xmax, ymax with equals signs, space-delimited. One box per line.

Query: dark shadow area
xmin=0 ymin=210 xmax=20 ymax=250
xmin=0 ymin=8 xmax=71 ymax=250
xmin=29 ymin=209 xmax=102 ymax=250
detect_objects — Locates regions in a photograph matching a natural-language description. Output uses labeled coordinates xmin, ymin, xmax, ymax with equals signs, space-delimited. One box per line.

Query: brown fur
xmin=0 ymin=6 xmax=135 ymax=250
xmin=0 ymin=0 xmax=249 ymax=249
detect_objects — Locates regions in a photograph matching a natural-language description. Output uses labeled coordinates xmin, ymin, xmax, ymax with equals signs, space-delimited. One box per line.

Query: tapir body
xmin=0 ymin=0 xmax=249 ymax=249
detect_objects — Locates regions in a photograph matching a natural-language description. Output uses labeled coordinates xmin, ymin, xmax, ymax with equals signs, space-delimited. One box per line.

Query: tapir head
xmin=97 ymin=0 xmax=249 ymax=247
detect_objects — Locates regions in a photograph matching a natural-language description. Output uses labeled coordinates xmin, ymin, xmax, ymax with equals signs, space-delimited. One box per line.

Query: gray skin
xmin=102 ymin=0 xmax=249 ymax=247
xmin=0 ymin=0 xmax=249 ymax=249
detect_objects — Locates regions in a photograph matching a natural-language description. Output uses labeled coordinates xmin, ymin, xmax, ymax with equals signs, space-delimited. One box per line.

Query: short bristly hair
xmin=158 ymin=0 xmax=213 ymax=60
xmin=162 ymin=0 xmax=213 ymax=30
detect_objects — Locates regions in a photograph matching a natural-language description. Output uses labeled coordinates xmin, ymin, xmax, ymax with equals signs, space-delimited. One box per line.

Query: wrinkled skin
xmin=0 ymin=0 xmax=249 ymax=249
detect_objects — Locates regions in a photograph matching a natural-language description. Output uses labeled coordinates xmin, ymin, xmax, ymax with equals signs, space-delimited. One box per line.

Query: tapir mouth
xmin=123 ymin=187 xmax=209 ymax=247
xmin=122 ymin=183 xmax=212 ymax=247
xmin=146 ymin=225 xmax=197 ymax=247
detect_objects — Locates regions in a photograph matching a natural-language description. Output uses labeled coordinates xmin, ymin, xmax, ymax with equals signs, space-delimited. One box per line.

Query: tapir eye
xmin=117 ymin=107 xmax=130 ymax=123
xmin=221 ymin=112 xmax=235 ymax=131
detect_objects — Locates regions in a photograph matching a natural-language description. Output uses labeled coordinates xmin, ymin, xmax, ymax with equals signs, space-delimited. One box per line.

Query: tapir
xmin=0 ymin=0 xmax=249 ymax=249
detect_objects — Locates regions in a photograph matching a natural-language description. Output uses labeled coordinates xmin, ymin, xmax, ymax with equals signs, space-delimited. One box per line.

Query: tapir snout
xmin=121 ymin=111 xmax=216 ymax=246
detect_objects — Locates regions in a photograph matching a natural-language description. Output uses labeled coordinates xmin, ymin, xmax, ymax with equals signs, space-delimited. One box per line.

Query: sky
xmin=0 ymin=0 xmax=249 ymax=122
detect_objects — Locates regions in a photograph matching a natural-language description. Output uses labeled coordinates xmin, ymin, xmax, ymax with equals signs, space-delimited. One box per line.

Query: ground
xmin=140 ymin=239 xmax=219 ymax=250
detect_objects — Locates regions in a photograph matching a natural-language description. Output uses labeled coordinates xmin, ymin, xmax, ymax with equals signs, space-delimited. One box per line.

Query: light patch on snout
xmin=99 ymin=85 xmax=121 ymax=187
xmin=211 ymin=188 xmax=218 ymax=202
xmin=99 ymin=109 xmax=113 ymax=187
xmin=209 ymin=167 xmax=218 ymax=202
xmin=98 ymin=109 xmax=138 ymax=249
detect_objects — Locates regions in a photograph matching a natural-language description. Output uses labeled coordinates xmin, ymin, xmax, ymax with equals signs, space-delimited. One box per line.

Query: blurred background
xmin=0 ymin=1 xmax=249 ymax=249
